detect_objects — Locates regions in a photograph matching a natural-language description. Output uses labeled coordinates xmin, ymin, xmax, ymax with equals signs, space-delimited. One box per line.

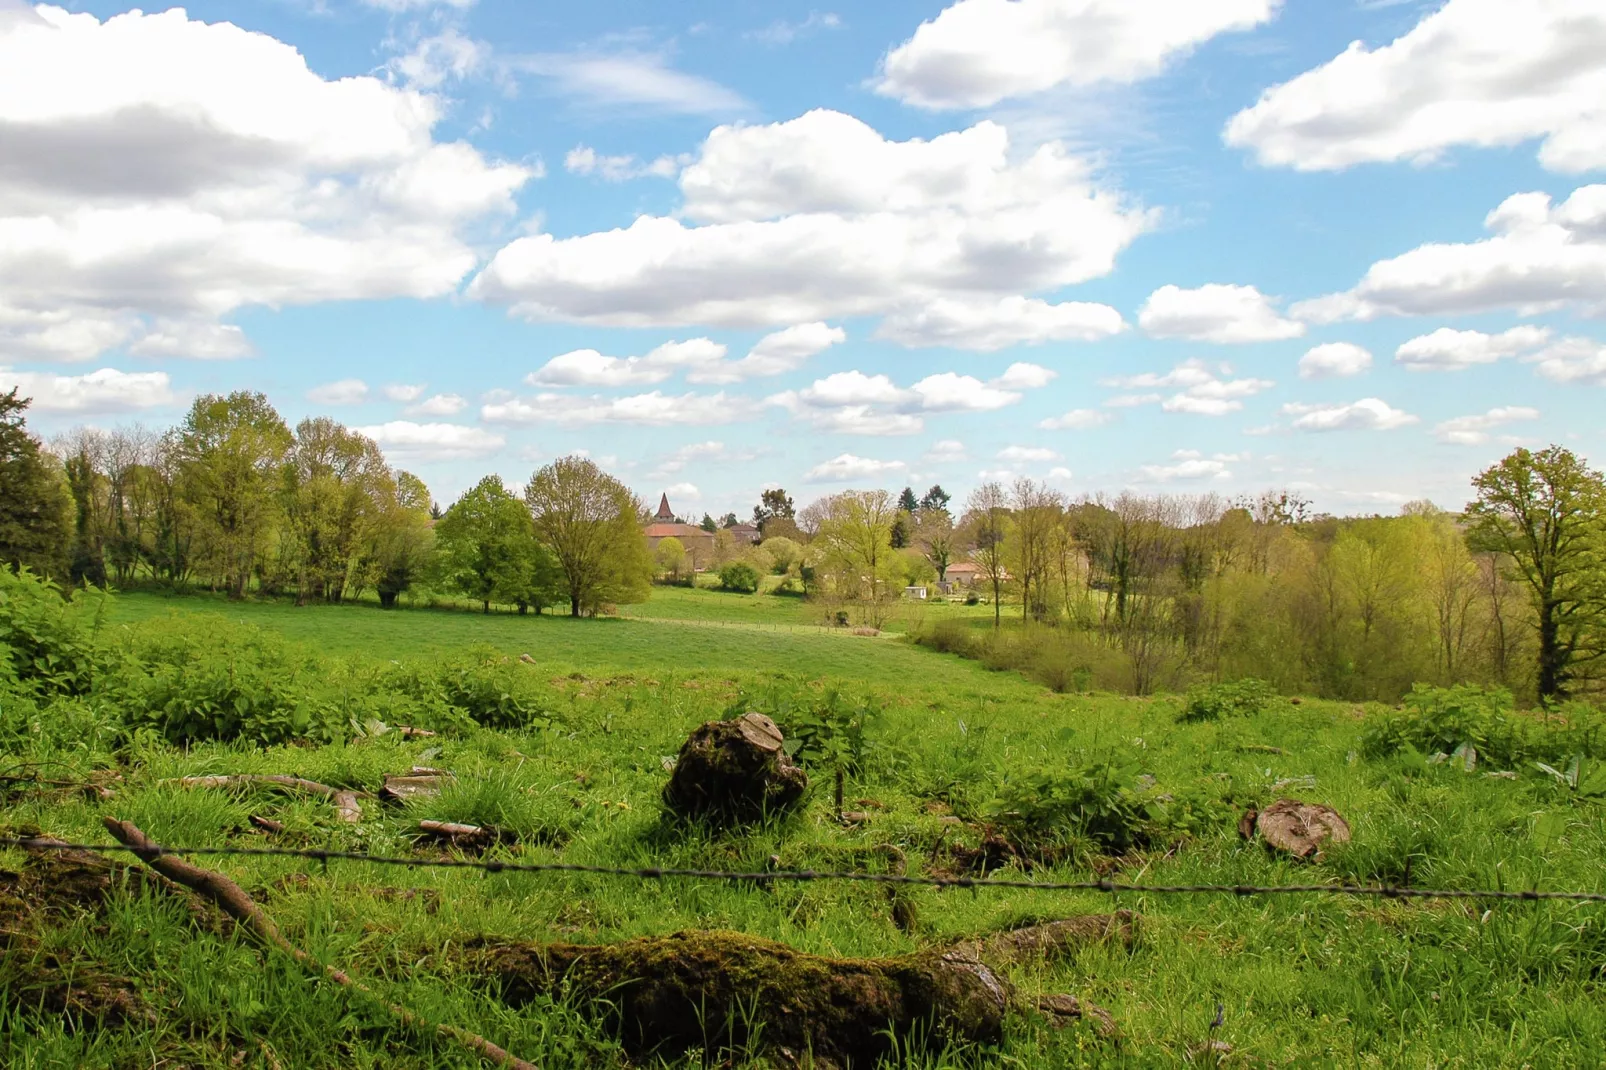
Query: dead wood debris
xmin=661 ymin=712 xmax=808 ymax=826
xmin=103 ymin=818 xmax=534 ymax=1070
xmin=417 ymin=820 xmax=513 ymax=852
xmin=168 ymin=775 xmax=365 ymax=824
xmin=472 ymin=911 xmax=1130 ymax=1068
xmin=1239 ymin=798 xmax=1351 ymax=860
xmin=380 ymin=768 xmax=454 ymax=803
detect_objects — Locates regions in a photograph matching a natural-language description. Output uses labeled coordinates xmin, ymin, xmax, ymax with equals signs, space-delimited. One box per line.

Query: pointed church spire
xmin=656 ymin=493 xmax=674 ymax=521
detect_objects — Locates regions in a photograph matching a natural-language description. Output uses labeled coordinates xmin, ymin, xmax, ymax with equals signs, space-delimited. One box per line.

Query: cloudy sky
xmin=2 ymin=0 xmax=1603 ymax=516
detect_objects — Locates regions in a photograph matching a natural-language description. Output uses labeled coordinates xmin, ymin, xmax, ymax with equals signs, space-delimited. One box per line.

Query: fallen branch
xmin=167 ymin=775 xmax=364 ymax=824
xmin=102 ymin=818 xmax=533 ymax=1070
xmin=417 ymin=820 xmax=512 ymax=851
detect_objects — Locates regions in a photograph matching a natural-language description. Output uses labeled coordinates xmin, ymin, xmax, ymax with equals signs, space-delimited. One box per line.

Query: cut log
xmin=474 ymin=913 xmax=1128 ymax=1067
xmin=1242 ymin=799 xmax=1350 ymax=860
xmin=661 ymin=712 xmax=808 ymax=826
xmin=248 ymin=815 xmax=286 ymax=834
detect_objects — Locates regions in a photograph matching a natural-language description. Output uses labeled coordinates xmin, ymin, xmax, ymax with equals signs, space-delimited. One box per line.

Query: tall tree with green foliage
xmin=0 ymin=389 xmax=72 ymax=579
xmin=434 ymin=476 xmax=556 ymax=614
xmin=1466 ymin=445 xmax=1606 ymax=701
xmin=176 ymin=392 xmax=292 ymax=598
xmin=897 ymin=486 xmax=919 ymax=513
xmin=525 ymin=456 xmax=652 ymax=617
xmin=752 ymin=487 xmax=795 ymax=532
xmin=919 ymin=484 xmax=951 ymax=515
xmin=964 ymin=482 xmax=1009 ymax=629
xmin=372 ymin=471 xmax=436 ymax=609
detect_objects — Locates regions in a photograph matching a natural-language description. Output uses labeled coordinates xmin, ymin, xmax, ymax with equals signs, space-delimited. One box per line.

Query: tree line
xmin=800 ymin=449 xmax=1602 ymax=706
xmin=0 ymin=389 xmax=651 ymax=617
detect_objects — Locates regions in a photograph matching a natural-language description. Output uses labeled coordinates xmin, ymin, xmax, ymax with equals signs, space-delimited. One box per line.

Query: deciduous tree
xmin=1467 ymin=445 xmax=1606 ymax=701
xmin=525 ymin=456 xmax=652 ymax=617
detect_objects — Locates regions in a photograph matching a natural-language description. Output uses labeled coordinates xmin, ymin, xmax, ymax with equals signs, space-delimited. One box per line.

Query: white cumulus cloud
xmin=1394 ymin=326 xmax=1552 ymax=370
xmin=307 ymin=379 xmax=370 ymax=405
xmin=470 ymin=111 xmax=1153 ymax=336
xmin=1225 ymin=0 xmax=1606 ymax=173
xmin=0 ymin=366 xmax=176 ymax=413
xmin=690 ymin=323 xmax=846 ymax=383
xmin=564 ymin=145 xmax=684 ymax=182
xmin=1137 ymin=448 xmax=1235 ymax=482
xmin=805 ymin=453 xmax=908 ymax=483
xmin=876 ymin=0 xmax=1278 ymax=110
xmin=355 ymin=420 xmax=505 ymax=462
xmin=997 ymin=445 xmax=1059 ymax=462
xmin=1293 ymin=185 xmax=1606 ymax=322
xmin=1038 ymin=408 xmax=1111 ymax=430
xmin=924 ymin=439 xmax=967 ymax=462
xmin=1139 ymin=283 xmax=1304 ymax=343
xmin=771 ymin=363 xmax=1055 ymax=436
xmin=383 ymin=384 xmax=427 ymax=403
xmin=1524 ymin=336 xmax=1606 ymax=384
xmin=1281 ymin=397 xmax=1418 ymax=432
xmin=874 ymin=295 xmax=1125 ymax=350
xmin=482 ymin=390 xmax=752 ymax=426
xmin=404 ymin=393 xmax=467 ymax=417
xmin=1102 ymin=359 xmax=1274 ymax=415
xmin=1434 ymin=406 xmax=1541 ymax=445
xmin=1298 ymin=342 xmax=1372 ymax=379
xmin=0 ymin=6 xmax=533 ymax=364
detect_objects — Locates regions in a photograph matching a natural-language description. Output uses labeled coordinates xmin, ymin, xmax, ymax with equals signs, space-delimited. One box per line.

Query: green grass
xmin=6 ymin=593 xmax=1606 ymax=1067
xmin=106 ymin=591 xmax=1020 ymax=692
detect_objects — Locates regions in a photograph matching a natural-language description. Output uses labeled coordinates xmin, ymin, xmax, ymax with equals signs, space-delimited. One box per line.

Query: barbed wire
xmin=4 ymin=836 xmax=1603 ymax=903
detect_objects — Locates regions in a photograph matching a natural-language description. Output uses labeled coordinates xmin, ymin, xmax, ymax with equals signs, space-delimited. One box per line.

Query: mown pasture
xmin=3 ymin=582 xmax=1606 ymax=1068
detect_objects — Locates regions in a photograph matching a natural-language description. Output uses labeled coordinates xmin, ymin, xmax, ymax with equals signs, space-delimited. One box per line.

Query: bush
xmin=985 ymin=758 xmax=1155 ymax=855
xmin=1356 ymin=684 xmax=1606 ymax=769
xmin=1179 ymin=678 xmax=1279 ymax=722
xmin=717 ymin=562 xmax=761 ymax=593
xmin=0 ymin=566 xmax=109 ymax=695
xmin=1360 ymin=684 xmax=1522 ymax=766
xmin=914 ymin=618 xmax=975 ymax=656
xmin=101 ymin=618 xmax=333 ymax=746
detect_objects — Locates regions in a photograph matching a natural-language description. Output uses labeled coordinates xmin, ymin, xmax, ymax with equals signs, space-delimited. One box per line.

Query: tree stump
xmin=661 ymin=712 xmax=808 ymax=826
xmin=1240 ymin=798 xmax=1350 ymax=859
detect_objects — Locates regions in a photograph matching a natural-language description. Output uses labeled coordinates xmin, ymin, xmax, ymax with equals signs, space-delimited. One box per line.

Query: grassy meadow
xmin=4 ymin=585 xmax=1606 ymax=1068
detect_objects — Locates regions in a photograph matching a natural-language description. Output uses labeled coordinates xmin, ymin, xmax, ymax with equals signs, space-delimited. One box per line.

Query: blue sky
xmin=2 ymin=0 xmax=1603 ymax=518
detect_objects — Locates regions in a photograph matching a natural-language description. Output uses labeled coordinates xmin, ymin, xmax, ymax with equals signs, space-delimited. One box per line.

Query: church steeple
xmin=656 ymin=493 xmax=674 ymax=521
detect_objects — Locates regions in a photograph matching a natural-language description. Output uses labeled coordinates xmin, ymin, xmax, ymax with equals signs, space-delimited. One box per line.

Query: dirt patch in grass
xmin=0 ymin=847 xmax=156 ymax=1026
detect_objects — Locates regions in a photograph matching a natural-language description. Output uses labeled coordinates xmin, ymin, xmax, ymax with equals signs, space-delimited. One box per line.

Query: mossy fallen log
xmin=473 ymin=912 xmax=1131 ymax=1067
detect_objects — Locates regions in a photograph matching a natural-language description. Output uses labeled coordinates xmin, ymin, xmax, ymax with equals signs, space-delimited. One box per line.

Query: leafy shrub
xmin=1360 ymin=684 xmax=1529 ymax=767
xmin=381 ymin=648 xmax=553 ymax=731
xmin=914 ymin=618 xmax=975 ymax=656
xmin=0 ymin=566 xmax=109 ymax=695
xmin=101 ymin=618 xmax=333 ymax=746
xmin=985 ymin=758 xmax=1155 ymax=855
xmin=1179 ymin=678 xmax=1279 ymax=722
xmin=717 ymin=562 xmax=761 ymax=593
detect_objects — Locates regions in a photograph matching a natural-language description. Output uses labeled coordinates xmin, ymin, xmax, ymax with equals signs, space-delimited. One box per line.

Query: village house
xmin=643 ymin=494 xmax=715 ymax=571
xmin=725 ymin=521 xmax=762 ymax=546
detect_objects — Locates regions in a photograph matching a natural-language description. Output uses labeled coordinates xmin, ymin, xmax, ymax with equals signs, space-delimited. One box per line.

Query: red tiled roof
xmin=644 ymin=523 xmax=708 ymax=539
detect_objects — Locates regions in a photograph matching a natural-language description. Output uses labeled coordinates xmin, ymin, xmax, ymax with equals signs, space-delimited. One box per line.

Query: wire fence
xmin=6 ymin=836 xmax=1604 ymax=903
